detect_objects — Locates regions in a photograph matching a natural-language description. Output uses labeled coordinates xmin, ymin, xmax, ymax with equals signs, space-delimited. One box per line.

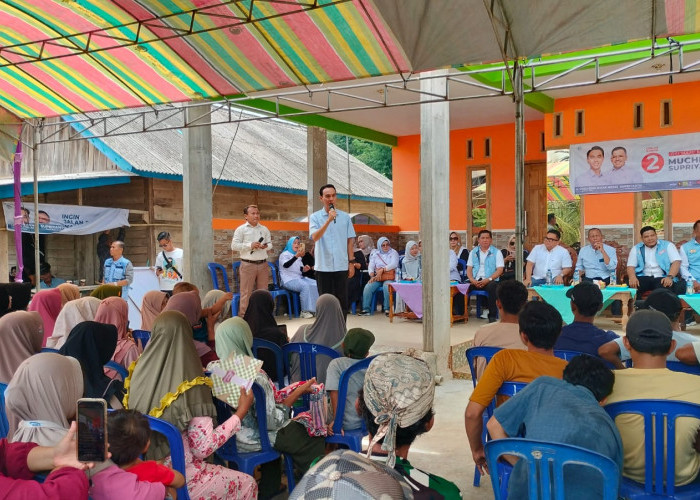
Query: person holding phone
xmin=154 ymin=231 xmax=184 ymax=292
xmin=279 ymin=236 xmax=319 ymax=319
xmin=0 ymin=421 xmax=92 ymax=498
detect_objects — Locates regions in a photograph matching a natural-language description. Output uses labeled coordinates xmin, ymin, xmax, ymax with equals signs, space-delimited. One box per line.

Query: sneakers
xmin=479 ymin=310 xmax=489 ymax=319
xmin=358 ymin=310 xmax=371 ymax=316
xmin=300 ymin=311 xmax=314 ymax=319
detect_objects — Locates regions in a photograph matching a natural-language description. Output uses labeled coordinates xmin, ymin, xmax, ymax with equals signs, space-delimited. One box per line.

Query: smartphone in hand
xmin=76 ymin=398 xmax=108 ymax=462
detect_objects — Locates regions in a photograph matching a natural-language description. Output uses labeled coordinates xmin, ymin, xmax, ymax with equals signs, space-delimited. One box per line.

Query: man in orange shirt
xmin=465 ymin=301 xmax=568 ymax=474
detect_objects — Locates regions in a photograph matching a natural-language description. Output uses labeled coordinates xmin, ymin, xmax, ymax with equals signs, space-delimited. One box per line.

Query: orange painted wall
xmin=546 ymin=80 xmax=700 ymax=225
xmin=392 ymin=120 xmax=546 ymax=232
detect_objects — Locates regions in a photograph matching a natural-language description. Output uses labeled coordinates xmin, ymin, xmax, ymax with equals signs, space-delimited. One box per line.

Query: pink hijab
xmin=140 ymin=290 xmax=168 ymax=331
xmin=28 ymin=288 xmax=62 ymax=346
xmin=94 ymin=296 xmax=140 ymax=372
xmin=163 ymin=290 xmax=202 ymax=327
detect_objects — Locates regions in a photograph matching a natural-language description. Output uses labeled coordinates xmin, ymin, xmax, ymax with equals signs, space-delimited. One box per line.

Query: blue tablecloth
xmin=680 ymin=295 xmax=700 ymax=315
xmin=532 ymin=285 xmax=637 ymax=324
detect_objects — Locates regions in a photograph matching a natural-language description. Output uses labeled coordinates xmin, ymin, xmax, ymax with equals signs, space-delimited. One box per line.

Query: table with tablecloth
xmin=388 ymin=282 xmax=470 ymax=324
xmin=528 ymin=285 xmax=636 ymax=329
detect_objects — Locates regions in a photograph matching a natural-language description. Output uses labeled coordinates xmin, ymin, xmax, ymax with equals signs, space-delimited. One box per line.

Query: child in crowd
xmin=107 ymin=409 xmax=185 ymax=497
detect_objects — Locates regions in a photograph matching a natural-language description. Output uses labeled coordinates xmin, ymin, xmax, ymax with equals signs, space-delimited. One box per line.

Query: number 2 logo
xmin=642 ymin=153 xmax=664 ymax=173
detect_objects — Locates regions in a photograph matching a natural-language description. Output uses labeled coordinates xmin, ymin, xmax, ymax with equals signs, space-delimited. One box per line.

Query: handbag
xmin=375 ymin=253 xmax=396 ymax=282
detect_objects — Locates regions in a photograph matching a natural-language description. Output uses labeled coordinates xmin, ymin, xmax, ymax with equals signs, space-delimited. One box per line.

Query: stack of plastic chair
xmin=267 ymin=262 xmax=295 ymax=317
xmin=282 ymin=342 xmax=340 ymax=412
xmin=207 ymin=262 xmax=241 ymax=317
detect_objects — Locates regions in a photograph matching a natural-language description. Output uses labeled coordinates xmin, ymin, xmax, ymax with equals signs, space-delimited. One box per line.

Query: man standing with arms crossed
xmin=310 ymin=184 xmax=356 ymax=315
xmin=231 ymin=205 xmax=273 ymax=316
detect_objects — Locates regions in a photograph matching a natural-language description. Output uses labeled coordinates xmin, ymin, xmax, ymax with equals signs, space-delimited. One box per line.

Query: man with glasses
xmin=154 ymin=231 xmax=184 ymax=292
xmin=523 ymin=229 xmax=572 ymax=287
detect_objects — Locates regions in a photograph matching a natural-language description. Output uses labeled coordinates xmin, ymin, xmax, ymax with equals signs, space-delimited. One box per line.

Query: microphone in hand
xmin=251 ymin=236 xmax=264 ymax=254
xmin=329 ymin=203 xmax=337 ymax=223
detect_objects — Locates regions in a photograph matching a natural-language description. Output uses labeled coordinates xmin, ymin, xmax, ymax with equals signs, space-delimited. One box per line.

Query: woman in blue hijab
xmin=279 ymin=236 xmax=319 ymax=319
xmin=359 ymin=237 xmax=399 ymax=316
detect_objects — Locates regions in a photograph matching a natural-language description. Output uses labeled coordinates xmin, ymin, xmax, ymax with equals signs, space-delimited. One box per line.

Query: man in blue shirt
xmin=555 ymin=282 xmax=619 ymax=357
xmin=38 ymin=262 xmax=65 ymax=289
xmin=487 ymin=355 xmax=623 ymax=500
xmin=681 ymin=219 xmax=700 ymax=294
xmin=310 ymin=184 xmax=356 ymax=314
xmin=103 ymin=240 xmax=134 ymax=301
xmin=577 ymin=228 xmax=617 ymax=284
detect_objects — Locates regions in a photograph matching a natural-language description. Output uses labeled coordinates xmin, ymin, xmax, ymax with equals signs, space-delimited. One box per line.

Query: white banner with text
xmin=3 ymin=202 xmax=129 ymax=235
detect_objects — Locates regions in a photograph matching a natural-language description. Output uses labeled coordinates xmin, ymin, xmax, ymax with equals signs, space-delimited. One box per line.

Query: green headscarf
xmin=125 ymin=310 xmax=216 ymax=459
xmin=215 ymin=317 xmax=254 ymax=359
xmin=90 ymin=284 xmax=122 ymax=300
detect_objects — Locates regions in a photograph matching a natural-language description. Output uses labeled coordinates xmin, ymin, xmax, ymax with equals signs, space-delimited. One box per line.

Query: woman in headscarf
xmin=243 ymin=289 xmax=288 ymax=382
xmin=46 ymin=296 xmax=101 ymax=350
xmin=215 ymin=317 xmax=325 ymax=499
xmin=94 ymin=296 xmax=140 ymax=377
xmin=501 ymin=234 xmax=529 ymax=281
xmin=59 ymin=321 xmax=124 ymax=408
xmin=139 ymin=290 xmax=168 ymax=331
xmin=0 ymin=311 xmax=43 ymax=383
xmin=348 ymin=235 xmax=371 ymax=312
xmin=290 ymin=294 xmax=346 ymax=383
xmin=201 ymin=289 xmax=232 ymax=327
xmin=27 ymin=288 xmax=62 ymax=347
xmin=5 ymin=353 xmax=83 ymax=445
xmin=163 ymin=290 xmax=218 ymax=366
xmin=359 ymin=237 xmax=399 ymax=316
xmin=279 ymin=236 xmax=319 ymax=319
xmin=125 ymin=311 xmax=257 ymax=499
xmin=56 ymin=282 xmax=80 ymax=307
xmin=90 ymin=284 xmax=121 ymax=300
xmin=395 ymin=241 xmax=421 ymax=314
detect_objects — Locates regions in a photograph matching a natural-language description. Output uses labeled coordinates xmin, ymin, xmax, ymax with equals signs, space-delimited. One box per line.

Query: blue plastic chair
xmin=282 ymin=342 xmax=341 ymax=411
xmin=0 ymin=382 xmax=8 ymax=439
xmin=605 ymin=399 xmax=700 ymax=498
xmin=145 ymin=415 xmax=190 ymax=500
xmin=326 ymin=355 xmax=376 ymax=452
xmin=207 ymin=262 xmax=241 ymax=316
xmin=277 ymin=259 xmax=301 ymax=318
xmin=370 ymin=287 xmax=384 ymax=314
xmin=267 ymin=262 xmax=295 ymax=317
xmin=553 ymin=349 xmax=587 ymax=361
xmin=465 ymin=346 xmax=503 ymax=388
xmin=485 ymin=438 xmax=620 ymax=500
xmin=667 ymin=360 xmax=700 ymax=375
xmin=252 ymin=338 xmax=286 ymax=389
xmin=132 ymin=329 xmax=151 ymax=350
xmin=457 ymin=258 xmax=468 ymax=282
xmin=104 ymin=360 xmax=128 ymax=381
xmin=215 ymin=383 xmax=296 ymax=492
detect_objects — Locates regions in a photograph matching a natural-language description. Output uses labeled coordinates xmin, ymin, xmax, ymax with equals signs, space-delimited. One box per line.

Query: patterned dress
xmin=167 ymin=415 xmax=257 ymax=500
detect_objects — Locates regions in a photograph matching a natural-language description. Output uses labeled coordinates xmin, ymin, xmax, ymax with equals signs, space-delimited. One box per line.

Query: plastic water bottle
xmin=687 ymin=280 xmax=694 ymax=296
xmin=546 ymin=269 xmax=553 ymax=286
xmin=573 ymin=270 xmax=580 ymax=285
xmin=610 ymin=273 xmax=617 ymax=286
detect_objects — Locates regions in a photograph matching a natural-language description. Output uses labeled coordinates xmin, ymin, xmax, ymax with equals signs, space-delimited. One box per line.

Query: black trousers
xmin=475 ymin=279 xmax=500 ymax=321
xmin=316 ymin=270 xmax=349 ymax=314
xmin=636 ymin=275 xmax=687 ymax=296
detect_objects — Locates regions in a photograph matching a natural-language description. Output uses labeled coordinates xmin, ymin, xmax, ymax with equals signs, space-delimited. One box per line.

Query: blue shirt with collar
xmin=681 ymin=238 xmax=700 ymax=283
xmin=575 ymin=243 xmax=617 ymax=279
xmin=309 ymin=208 xmax=356 ymax=272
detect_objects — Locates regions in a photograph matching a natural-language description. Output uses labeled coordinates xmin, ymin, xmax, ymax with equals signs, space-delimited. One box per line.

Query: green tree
xmin=547 ymin=200 xmax=581 ymax=246
xmin=328 ymin=133 xmax=392 ymax=179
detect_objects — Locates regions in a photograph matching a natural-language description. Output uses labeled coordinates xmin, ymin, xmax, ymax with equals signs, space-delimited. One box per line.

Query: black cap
xmin=566 ymin=282 xmax=603 ymax=312
xmin=638 ymin=288 xmax=681 ymax=321
xmin=626 ymin=309 xmax=673 ymax=352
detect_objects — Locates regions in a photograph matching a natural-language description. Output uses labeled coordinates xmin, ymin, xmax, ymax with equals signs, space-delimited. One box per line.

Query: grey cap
xmin=289 ymin=449 xmax=413 ymax=500
xmin=626 ymin=309 xmax=673 ymax=353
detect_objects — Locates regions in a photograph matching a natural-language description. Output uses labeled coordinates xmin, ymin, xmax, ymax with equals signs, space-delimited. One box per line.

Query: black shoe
xmin=358 ymin=310 xmax=371 ymax=316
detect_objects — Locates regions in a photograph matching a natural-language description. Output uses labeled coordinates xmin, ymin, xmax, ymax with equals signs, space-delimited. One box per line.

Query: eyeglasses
xmin=159 ymin=243 xmax=169 ymax=248
xmin=449 ymin=237 xmax=459 ymax=241
xmin=508 ymin=242 xmax=515 ymax=246
xmin=544 ymin=237 xmax=559 ymax=242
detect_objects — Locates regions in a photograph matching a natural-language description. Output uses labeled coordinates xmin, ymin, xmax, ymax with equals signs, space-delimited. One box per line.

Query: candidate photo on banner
xmin=3 ymin=202 xmax=130 ymax=235
xmin=570 ymin=132 xmax=700 ymax=195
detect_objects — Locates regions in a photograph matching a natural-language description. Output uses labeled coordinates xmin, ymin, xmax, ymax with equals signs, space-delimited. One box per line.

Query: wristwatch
xmin=488 ymin=277 xmax=493 ymax=281
xmin=349 ymin=259 xmax=356 ymax=263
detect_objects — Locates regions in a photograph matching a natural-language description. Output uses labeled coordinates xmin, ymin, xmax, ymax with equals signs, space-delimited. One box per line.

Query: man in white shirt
xmin=466 ymin=229 xmax=504 ymax=322
xmin=523 ymin=229 xmax=572 ymax=287
xmin=154 ymin=231 xmax=184 ymax=292
xmin=626 ymin=225 xmax=686 ymax=296
xmin=231 ymin=205 xmax=273 ymax=316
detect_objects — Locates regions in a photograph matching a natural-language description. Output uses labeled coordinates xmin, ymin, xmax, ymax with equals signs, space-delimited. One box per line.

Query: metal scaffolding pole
xmin=514 ymin=63 xmax=525 ymax=280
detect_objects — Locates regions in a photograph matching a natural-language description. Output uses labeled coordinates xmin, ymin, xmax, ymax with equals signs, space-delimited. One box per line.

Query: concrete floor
xmin=277 ymin=309 xmax=699 ymax=499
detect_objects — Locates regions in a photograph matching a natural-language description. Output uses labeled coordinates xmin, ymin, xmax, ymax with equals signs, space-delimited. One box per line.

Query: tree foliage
xmin=547 ymin=200 xmax=581 ymax=246
xmin=328 ymin=133 xmax=392 ymax=179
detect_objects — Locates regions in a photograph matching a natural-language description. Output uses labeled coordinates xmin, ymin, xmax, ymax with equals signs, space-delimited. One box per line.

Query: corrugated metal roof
xmin=81 ymin=107 xmax=392 ymax=201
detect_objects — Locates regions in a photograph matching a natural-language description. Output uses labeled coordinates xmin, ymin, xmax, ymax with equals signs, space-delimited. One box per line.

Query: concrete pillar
xmin=307 ymin=126 xmax=327 ymax=216
xmin=420 ymin=70 xmax=451 ymax=377
xmin=183 ymin=103 xmax=213 ymax=293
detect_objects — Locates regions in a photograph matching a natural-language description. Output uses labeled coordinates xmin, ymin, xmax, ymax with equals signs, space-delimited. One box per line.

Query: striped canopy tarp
xmin=3 ymin=0 xmax=700 ymax=122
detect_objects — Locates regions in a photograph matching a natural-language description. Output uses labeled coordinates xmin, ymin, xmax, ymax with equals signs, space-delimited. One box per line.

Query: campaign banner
xmin=570 ymin=132 xmax=700 ymax=195
xmin=3 ymin=202 xmax=129 ymax=235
